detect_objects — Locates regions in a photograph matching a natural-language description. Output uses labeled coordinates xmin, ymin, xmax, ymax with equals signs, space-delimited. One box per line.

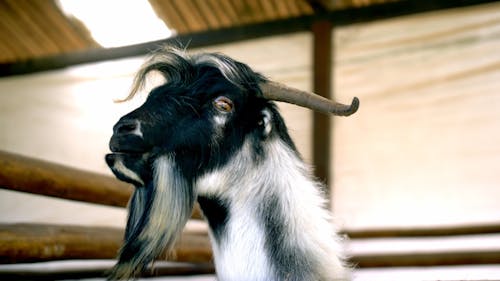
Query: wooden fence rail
xmin=0 ymin=223 xmax=212 ymax=264
xmin=354 ymin=251 xmax=500 ymax=268
xmin=2 ymin=223 xmax=500 ymax=269
xmin=344 ymin=224 xmax=500 ymax=238
xmin=0 ymin=150 xmax=203 ymax=219
xmin=3 ymin=150 xmax=500 ymax=238
xmin=2 ymin=150 xmax=500 ymax=277
xmin=0 ymin=150 xmax=131 ymax=207
xmin=0 ymin=261 xmax=215 ymax=281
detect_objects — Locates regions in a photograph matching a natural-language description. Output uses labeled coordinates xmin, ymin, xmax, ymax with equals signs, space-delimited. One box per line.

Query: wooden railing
xmin=1 ymin=150 xmax=500 ymax=279
xmin=0 ymin=150 xmax=203 ymax=218
xmin=0 ymin=223 xmax=212 ymax=264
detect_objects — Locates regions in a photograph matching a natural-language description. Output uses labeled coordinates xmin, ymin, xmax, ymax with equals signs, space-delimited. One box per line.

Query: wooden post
xmin=311 ymin=20 xmax=333 ymax=196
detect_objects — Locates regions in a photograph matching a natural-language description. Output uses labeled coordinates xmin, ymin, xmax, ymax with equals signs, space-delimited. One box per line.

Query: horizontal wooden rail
xmin=0 ymin=261 xmax=215 ymax=280
xmin=352 ymin=250 xmax=500 ymax=268
xmin=0 ymin=150 xmax=131 ymax=207
xmin=4 ymin=150 xmax=498 ymax=237
xmin=0 ymin=224 xmax=212 ymax=264
xmin=0 ymin=150 xmax=203 ymax=219
xmin=344 ymin=223 xmax=500 ymax=238
xmin=2 ymin=223 xmax=500 ymax=271
xmin=2 ymin=152 xmax=500 ymax=270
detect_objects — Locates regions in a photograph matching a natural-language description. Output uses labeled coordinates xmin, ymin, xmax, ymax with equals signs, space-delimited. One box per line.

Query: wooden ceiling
xmin=0 ymin=0 xmax=97 ymax=64
xmin=149 ymin=0 xmax=313 ymax=33
xmin=0 ymin=0 xmax=399 ymax=64
xmin=0 ymin=0 xmax=496 ymax=74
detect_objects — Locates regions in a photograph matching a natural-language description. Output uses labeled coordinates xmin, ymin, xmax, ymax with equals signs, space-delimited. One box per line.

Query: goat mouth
xmin=105 ymin=153 xmax=150 ymax=187
xmin=109 ymin=145 xmax=149 ymax=154
xmin=108 ymin=151 xmax=145 ymax=156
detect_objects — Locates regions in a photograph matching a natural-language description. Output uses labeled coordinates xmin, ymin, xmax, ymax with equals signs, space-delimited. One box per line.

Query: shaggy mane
xmin=123 ymin=47 xmax=266 ymax=102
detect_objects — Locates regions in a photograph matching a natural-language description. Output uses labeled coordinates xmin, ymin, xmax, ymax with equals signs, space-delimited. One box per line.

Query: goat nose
xmin=114 ymin=119 xmax=138 ymax=135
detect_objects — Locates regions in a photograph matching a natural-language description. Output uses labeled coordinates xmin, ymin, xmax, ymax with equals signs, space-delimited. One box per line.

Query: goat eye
xmin=213 ymin=96 xmax=234 ymax=113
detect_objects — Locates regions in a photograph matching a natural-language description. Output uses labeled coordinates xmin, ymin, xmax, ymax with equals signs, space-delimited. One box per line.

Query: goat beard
xmin=108 ymin=154 xmax=195 ymax=280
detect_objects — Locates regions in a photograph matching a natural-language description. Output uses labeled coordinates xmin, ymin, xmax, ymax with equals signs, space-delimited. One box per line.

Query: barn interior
xmin=1 ymin=0 xmax=500 ymax=280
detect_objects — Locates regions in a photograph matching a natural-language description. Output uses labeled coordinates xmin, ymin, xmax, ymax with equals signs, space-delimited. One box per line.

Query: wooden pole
xmin=0 ymin=150 xmax=203 ymax=219
xmin=311 ymin=20 xmax=333 ymax=193
xmin=352 ymin=250 xmax=500 ymax=268
xmin=0 ymin=261 xmax=215 ymax=280
xmin=0 ymin=223 xmax=212 ymax=264
xmin=1 ymin=222 xmax=500 ymax=276
xmin=0 ymin=150 xmax=131 ymax=207
xmin=344 ymin=223 xmax=500 ymax=238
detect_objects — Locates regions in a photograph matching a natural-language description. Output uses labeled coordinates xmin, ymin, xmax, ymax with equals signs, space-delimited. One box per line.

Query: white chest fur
xmin=209 ymin=204 xmax=273 ymax=281
xmin=196 ymin=139 xmax=349 ymax=281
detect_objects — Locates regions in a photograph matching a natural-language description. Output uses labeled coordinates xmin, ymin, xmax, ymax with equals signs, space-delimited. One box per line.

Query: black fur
xmin=115 ymin=181 xmax=157 ymax=274
xmin=107 ymin=50 xmax=290 ymax=183
xmin=197 ymin=196 xmax=230 ymax=242
xmin=259 ymin=193 xmax=316 ymax=280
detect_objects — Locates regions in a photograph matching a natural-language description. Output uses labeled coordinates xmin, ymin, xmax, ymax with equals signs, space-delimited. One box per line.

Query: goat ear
xmin=258 ymin=108 xmax=273 ymax=138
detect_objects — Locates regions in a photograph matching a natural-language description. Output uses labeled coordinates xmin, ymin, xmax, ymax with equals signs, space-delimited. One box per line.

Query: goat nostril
xmin=115 ymin=120 xmax=138 ymax=134
xmin=120 ymin=124 xmax=136 ymax=133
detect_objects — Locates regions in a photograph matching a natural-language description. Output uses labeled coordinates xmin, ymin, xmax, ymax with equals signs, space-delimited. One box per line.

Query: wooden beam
xmin=0 ymin=224 xmax=121 ymax=264
xmin=1 ymin=0 xmax=497 ymax=76
xmin=0 ymin=261 xmax=215 ymax=280
xmin=345 ymin=223 xmax=500 ymax=238
xmin=0 ymin=150 xmax=204 ymax=219
xmin=312 ymin=20 xmax=333 ymax=191
xmin=0 ymin=150 xmax=131 ymax=207
xmin=3 ymin=150 xmax=498 ymax=239
xmin=353 ymin=250 xmax=500 ymax=268
xmin=0 ymin=223 xmax=212 ymax=264
xmin=2 ymin=222 xmax=500 ymax=276
xmin=0 ymin=13 xmax=313 ymax=77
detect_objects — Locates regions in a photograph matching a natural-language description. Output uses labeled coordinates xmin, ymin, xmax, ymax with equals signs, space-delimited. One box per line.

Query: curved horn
xmin=259 ymin=81 xmax=359 ymax=116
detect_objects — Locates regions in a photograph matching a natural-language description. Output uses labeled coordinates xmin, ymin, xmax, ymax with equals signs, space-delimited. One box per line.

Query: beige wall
xmin=333 ymin=2 xmax=500 ymax=229
xmin=0 ymin=59 xmax=146 ymax=227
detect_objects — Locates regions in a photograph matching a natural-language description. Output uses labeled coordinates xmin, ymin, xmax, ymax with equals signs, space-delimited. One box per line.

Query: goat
xmin=105 ymin=48 xmax=359 ymax=280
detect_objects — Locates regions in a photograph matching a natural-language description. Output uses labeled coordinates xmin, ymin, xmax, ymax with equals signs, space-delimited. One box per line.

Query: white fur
xmin=197 ymin=139 xmax=349 ymax=280
xmin=211 ymin=115 xmax=228 ymax=145
xmin=213 ymin=115 xmax=227 ymax=126
xmin=110 ymin=155 xmax=197 ymax=280
xmin=145 ymin=155 xmax=193 ymax=253
xmin=261 ymin=109 xmax=272 ymax=136
xmin=212 ymin=204 xmax=271 ymax=281
xmin=132 ymin=121 xmax=143 ymax=138
xmin=194 ymin=54 xmax=247 ymax=90
xmin=127 ymin=156 xmax=183 ymax=265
